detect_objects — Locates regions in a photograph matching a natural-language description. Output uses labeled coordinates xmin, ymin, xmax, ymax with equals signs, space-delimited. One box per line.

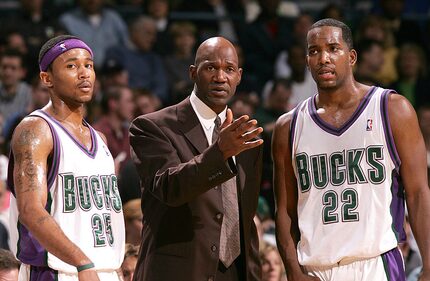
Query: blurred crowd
xmin=0 ymin=0 xmax=429 ymax=280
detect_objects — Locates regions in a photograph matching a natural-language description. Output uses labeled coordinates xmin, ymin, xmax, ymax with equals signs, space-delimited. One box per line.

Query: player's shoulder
xmin=386 ymin=90 xmax=411 ymax=108
xmin=11 ymin=115 xmax=53 ymax=151
xmin=386 ymin=90 xmax=416 ymax=120
xmin=275 ymin=106 xmax=300 ymax=133
xmin=272 ymin=110 xmax=297 ymax=151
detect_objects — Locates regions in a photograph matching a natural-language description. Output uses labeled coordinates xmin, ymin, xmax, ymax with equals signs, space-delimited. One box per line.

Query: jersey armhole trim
xmin=380 ymin=90 xmax=401 ymax=170
xmin=289 ymin=101 xmax=304 ymax=153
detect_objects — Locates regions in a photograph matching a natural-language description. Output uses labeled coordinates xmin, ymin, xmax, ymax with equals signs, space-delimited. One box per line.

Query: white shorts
xmin=18 ymin=264 xmax=121 ymax=281
xmin=303 ymin=248 xmax=405 ymax=281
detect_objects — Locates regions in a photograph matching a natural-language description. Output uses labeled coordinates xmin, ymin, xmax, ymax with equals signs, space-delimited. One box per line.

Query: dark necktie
xmin=212 ymin=116 xmax=241 ymax=267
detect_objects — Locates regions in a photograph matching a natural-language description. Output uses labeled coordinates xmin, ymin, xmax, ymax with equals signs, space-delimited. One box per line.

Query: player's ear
xmin=306 ymin=54 xmax=310 ymax=70
xmin=40 ymin=71 xmax=53 ymax=88
xmin=349 ymin=48 xmax=357 ymax=66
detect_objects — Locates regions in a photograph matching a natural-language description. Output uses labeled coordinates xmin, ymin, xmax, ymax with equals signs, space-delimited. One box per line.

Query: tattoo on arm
xmin=14 ymin=129 xmax=43 ymax=194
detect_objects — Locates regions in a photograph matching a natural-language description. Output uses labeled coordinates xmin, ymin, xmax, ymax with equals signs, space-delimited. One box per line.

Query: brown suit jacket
xmin=129 ymin=98 xmax=262 ymax=281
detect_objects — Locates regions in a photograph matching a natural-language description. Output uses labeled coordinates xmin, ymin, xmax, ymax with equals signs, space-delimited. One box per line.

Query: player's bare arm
xmin=272 ymin=112 xmax=320 ymax=281
xmin=12 ymin=117 xmax=99 ymax=280
xmin=388 ymin=93 xmax=430 ymax=281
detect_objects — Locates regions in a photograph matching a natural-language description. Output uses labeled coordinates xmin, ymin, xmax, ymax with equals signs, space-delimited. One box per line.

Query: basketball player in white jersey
xmin=272 ymin=19 xmax=430 ymax=281
xmin=7 ymin=35 xmax=125 ymax=281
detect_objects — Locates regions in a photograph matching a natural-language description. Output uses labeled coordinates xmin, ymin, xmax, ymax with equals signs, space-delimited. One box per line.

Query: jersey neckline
xmin=37 ymin=110 xmax=98 ymax=158
xmin=308 ymin=86 xmax=377 ymax=136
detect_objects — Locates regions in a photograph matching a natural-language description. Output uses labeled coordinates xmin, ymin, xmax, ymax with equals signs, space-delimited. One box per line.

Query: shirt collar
xmin=190 ymin=91 xmax=227 ymax=131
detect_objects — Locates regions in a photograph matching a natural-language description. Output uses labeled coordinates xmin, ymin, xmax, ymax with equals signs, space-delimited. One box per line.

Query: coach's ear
xmin=40 ymin=71 xmax=53 ymax=88
xmin=349 ymin=48 xmax=357 ymax=66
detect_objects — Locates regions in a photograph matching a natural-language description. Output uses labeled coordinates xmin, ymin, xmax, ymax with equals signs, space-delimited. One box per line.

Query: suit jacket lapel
xmin=177 ymin=97 xmax=208 ymax=154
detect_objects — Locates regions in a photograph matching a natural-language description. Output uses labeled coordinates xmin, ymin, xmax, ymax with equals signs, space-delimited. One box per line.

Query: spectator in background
xmin=318 ymin=3 xmax=344 ymax=22
xmin=273 ymin=44 xmax=317 ymax=108
xmin=122 ymin=199 xmax=143 ymax=246
xmin=178 ymin=0 xmax=244 ymax=42
xmin=390 ymin=44 xmax=430 ymax=107
xmin=116 ymin=89 xmax=160 ymax=207
xmin=4 ymin=30 xmax=28 ymax=58
xmin=0 ymin=249 xmax=19 ymax=280
xmin=256 ymin=79 xmax=292 ymax=132
xmin=354 ymin=39 xmax=385 ymax=86
xmin=255 ymin=79 xmax=292 ymax=217
xmin=93 ymin=86 xmax=135 ymax=172
xmin=2 ymin=0 xmax=64 ymax=79
xmin=146 ymin=0 xmax=171 ymax=55
xmin=355 ymin=15 xmax=398 ymax=86
xmin=379 ymin=0 xmax=422 ymax=47
xmin=105 ymin=16 xmax=168 ymax=103
xmin=229 ymin=92 xmax=258 ymax=119
xmin=274 ymin=13 xmax=314 ymax=79
xmin=286 ymin=44 xmax=316 ymax=107
xmin=121 ymin=244 xmax=139 ymax=281
xmin=2 ymin=75 xmax=50 ymax=151
xmin=240 ymin=0 xmax=291 ymax=92
xmin=133 ymin=89 xmax=161 ymax=117
xmin=0 ymin=49 xmax=31 ymax=120
xmin=60 ymin=0 xmax=128 ymax=67
xmin=163 ymin=21 xmax=196 ymax=104
xmin=100 ymin=58 xmax=129 ymax=91
xmin=260 ymin=244 xmax=286 ymax=281
xmin=233 ymin=42 xmax=260 ymax=93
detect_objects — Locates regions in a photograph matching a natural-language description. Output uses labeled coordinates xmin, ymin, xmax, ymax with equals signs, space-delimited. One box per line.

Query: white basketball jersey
xmin=8 ymin=110 xmax=125 ymax=273
xmin=290 ymin=86 xmax=405 ymax=267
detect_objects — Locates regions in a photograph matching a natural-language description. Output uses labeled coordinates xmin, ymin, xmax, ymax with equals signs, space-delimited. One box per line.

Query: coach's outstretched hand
xmin=78 ymin=269 xmax=101 ymax=281
xmin=217 ymin=109 xmax=263 ymax=160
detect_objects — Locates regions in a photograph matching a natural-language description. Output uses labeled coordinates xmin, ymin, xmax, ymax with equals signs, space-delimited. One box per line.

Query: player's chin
xmin=77 ymin=93 xmax=94 ymax=103
xmin=317 ymin=81 xmax=337 ymax=89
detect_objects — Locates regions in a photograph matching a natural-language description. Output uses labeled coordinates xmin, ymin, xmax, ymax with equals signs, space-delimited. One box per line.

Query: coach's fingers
xmin=241 ymin=127 xmax=263 ymax=141
xmin=236 ymin=119 xmax=259 ymax=135
xmin=241 ymin=139 xmax=264 ymax=151
xmin=226 ymin=114 xmax=249 ymax=131
xmin=220 ymin=108 xmax=234 ymax=129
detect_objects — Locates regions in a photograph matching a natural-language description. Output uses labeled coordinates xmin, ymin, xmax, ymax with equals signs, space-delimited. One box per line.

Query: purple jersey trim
xmin=289 ymin=101 xmax=305 ymax=151
xmin=37 ymin=110 xmax=98 ymax=159
xmin=381 ymin=247 xmax=406 ymax=281
xmin=308 ymin=86 xmax=377 ymax=136
xmin=16 ymin=185 xmax=56 ymax=266
xmin=29 ymin=265 xmax=58 ymax=281
xmin=389 ymin=169 xmax=406 ymax=243
xmin=17 ymin=221 xmax=49 ymax=266
xmin=380 ymin=90 xmax=401 ymax=169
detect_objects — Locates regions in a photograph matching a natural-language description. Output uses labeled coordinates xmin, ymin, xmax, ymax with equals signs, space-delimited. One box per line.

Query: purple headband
xmin=39 ymin=38 xmax=94 ymax=71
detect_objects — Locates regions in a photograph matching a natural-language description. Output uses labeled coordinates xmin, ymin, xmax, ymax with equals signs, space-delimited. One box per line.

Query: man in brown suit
xmin=130 ymin=37 xmax=264 ymax=281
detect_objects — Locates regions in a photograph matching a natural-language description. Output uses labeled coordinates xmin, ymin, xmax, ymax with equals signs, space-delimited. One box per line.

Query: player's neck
xmin=316 ymin=81 xmax=369 ymax=108
xmin=43 ymin=100 xmax=86 ymax=125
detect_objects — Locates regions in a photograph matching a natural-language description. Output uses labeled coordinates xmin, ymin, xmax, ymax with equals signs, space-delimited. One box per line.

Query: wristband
xmin=77 ymin=262 xmax=95 ymax=272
